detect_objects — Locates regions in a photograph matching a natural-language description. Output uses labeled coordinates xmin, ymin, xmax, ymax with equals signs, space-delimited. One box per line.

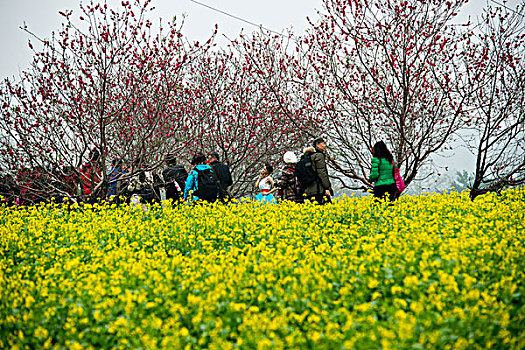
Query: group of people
xmin=0 ymin=138 xmax=403 ymax=206
xmin=102 ymin=137 xmax=336 ymax=206
xmin=252 ymin=138 xmax=403 ymax=204
xmin=103 ymin=151 xmax=234 ymax=206
xmin=253 ymin=137 xmax=334 ymax=205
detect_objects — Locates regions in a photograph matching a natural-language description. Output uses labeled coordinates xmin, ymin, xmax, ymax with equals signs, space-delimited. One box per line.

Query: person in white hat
xmin=276 ymin=151 xmax=303 ymax=203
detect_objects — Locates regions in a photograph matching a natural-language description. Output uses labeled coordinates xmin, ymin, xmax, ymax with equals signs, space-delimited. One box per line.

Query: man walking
xmin=162 ymin=154 xmax=188 ymax=204
xmin=184 ymin=153 xmax=219 ymax=203
xmin=301 ymin=138 xmax=333 ymax=204
xmin=207 ymin=151 xmax=233 ymax=200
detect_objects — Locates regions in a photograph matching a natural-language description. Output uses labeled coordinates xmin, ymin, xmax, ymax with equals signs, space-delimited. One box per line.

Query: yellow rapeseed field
xmin=1 ymin=189 xmax=524 ymax=349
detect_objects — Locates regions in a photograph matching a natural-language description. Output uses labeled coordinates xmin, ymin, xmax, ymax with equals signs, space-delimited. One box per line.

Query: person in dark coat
xmin=62 ymin=166 xmax=81 ymax=200
xmin=162 ymin=154 xmax=188 ymax=204
xmin=0 ymin=175 xmax=18 ymax=206
xmin=127 ymin=166 xmax=160 ymax=205
xmin=303 ymin=138 xmax=333 ymax=205
xmin=207 ymin=151 xmax=233 ymax=200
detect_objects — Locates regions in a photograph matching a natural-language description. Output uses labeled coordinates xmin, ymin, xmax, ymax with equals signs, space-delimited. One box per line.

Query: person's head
xmin=313 ymin=137 xmax=327 ymax=151
xmin=191 ymin=153 xmax=207 ymax=166
xmin=208 ymin=151 xmax=220 ymax=163
xmin=372 ymin=141 xmax=393 ymax=161
xmin=263 ymin=163 xmax=273 ymax=176
xmin=283 ymin=151 xmax=298 ymax=165
xmin=165 ymin=153 xmax=177 ymax=166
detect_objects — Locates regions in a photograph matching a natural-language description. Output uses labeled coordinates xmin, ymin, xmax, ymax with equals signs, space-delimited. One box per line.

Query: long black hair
xmin=264 ymin=163 xmax=274 ymax=175
xmin=373 ymin=141 xmax=393 ymax=162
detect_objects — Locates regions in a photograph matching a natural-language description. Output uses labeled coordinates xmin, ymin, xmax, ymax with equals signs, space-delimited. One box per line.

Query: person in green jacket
xmin=369 ymin=141 xmax=397 ymax=201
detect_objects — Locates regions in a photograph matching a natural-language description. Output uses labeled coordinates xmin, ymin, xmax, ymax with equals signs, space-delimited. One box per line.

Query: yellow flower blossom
xmin=0 ymin=188 xmax=523 ymax=348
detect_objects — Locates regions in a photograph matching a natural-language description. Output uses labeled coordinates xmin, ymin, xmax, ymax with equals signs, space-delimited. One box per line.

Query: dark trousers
xmin=373 ymin=184 xmax=398 ymax=202
xmin=165 ymin=190 xmax=182 ymax=206
xmin=218 ymin=189 xmax=232 ymax=203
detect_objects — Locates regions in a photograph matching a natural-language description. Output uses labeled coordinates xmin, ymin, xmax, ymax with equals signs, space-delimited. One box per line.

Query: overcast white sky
xmin=0 ymin=0 xmax=522 ymax=174
xmin=3 ymin=0 xmax=522 ymax=79
xmin=0 ymin=0 xmax=321 ymax=79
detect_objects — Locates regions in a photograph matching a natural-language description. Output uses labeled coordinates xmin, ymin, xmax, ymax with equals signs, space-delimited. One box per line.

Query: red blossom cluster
xmin=0 ymin=0 xmax=307 ymax=203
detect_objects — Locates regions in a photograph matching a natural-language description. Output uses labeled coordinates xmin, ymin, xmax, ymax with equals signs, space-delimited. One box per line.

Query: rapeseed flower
xmin=0 ymin=189 xmax=523 ymax=348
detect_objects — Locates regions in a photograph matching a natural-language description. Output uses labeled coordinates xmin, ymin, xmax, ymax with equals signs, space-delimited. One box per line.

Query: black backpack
xmin=295 ymin=154 xmax=318 ymax=189
xmin=138 ymin=182 xmax=156 ymax=202
xmin=194 ymin=168 xmax=219 ymax=202
xmin=163 ymin=165 xmax=188 ymax=193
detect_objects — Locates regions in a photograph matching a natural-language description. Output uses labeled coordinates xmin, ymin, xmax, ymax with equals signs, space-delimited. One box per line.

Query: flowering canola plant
xmin=1 ymin=189 xmax=524 ymax=349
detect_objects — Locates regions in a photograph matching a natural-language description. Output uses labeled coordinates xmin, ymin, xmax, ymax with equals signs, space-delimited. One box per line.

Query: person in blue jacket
xmin=183 ymin=153 xmax=217 ymax=202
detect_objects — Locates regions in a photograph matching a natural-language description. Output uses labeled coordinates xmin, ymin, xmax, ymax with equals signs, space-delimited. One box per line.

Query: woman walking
xmin=369 ymin=141 xmax=398 ymax=202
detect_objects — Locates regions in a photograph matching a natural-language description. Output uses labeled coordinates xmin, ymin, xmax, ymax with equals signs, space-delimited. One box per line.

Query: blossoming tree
xmin=461 ymin=4 xmax=525 ymax=199
xmin=301 ymin=0 xmax=473 ymax=188
xmin=0 ymin=0 xmax=211 ymax=202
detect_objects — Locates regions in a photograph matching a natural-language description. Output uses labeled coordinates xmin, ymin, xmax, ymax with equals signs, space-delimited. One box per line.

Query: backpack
xmin=392 ymin=161 xmax=406 ymax=193
xmin=194 ymin=168 xmax=219 ymax=202
xmin=138 ymin=181 xmax=156 ymax=202
xmin=295 ymin=154 xmax=318 ymax=189
xmin=163 ymin=165 xmax=188 ymax=193
xmin=133 ymin=172 xmax=160 ymax=202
